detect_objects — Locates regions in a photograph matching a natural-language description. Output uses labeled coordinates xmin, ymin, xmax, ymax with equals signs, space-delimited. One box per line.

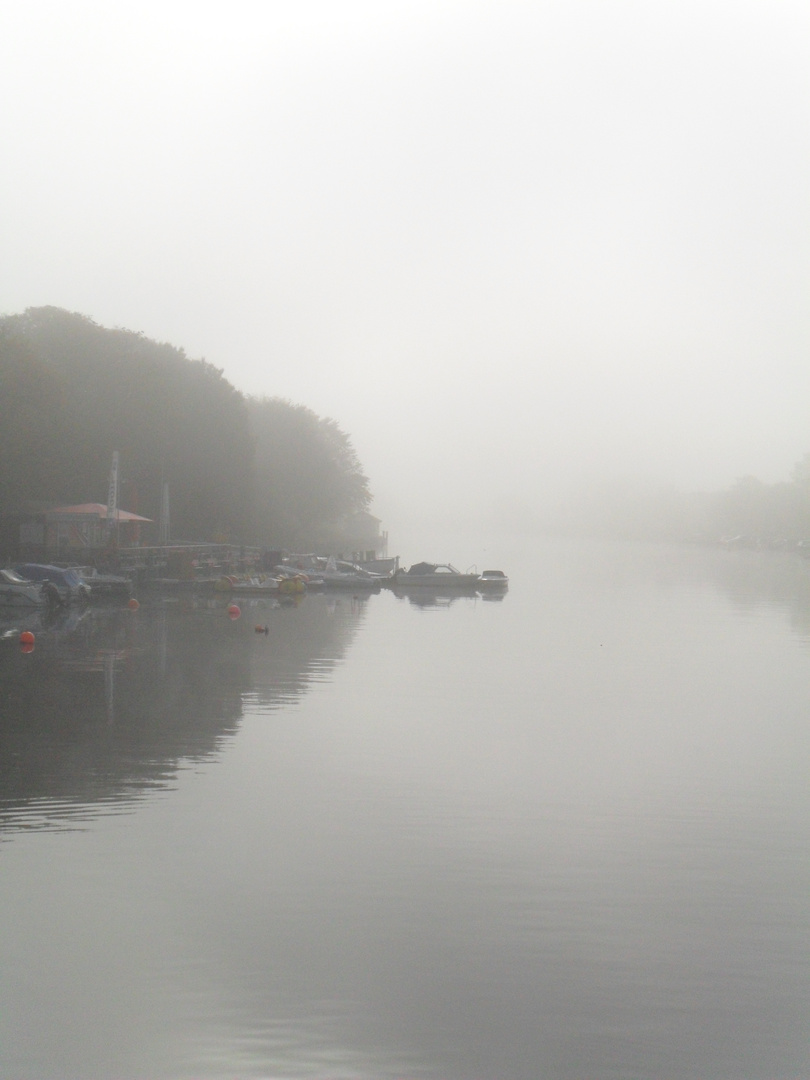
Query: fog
xmin=2 ymin=1 xmax=808 ymax=536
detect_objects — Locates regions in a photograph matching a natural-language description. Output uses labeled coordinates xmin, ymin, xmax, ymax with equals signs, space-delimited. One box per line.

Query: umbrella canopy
xmin=46 ymin=503 xmax=152 ymax=522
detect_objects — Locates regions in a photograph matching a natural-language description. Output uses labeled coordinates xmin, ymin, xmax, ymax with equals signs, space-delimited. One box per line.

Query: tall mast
xmin=106 ymin=450 xmax=120 ymax=544
xmin=159 ymin=481 xmax=170 ymax=545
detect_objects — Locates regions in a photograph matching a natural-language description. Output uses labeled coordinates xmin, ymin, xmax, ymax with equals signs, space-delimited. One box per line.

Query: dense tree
xmin=248 ymin=396 xmax=371 ymax=548
xmin=0 ymin=307 xmax=372 ymax=548
xmin=708 ymin=469 xmax=810 ymax=544
xmin=547 ymin=461 xmax=810 ymax=544
xmin=0 ymin=326 xmax=77 ymax=510
xmin=0 ymin=307 xmax=256 ymax=540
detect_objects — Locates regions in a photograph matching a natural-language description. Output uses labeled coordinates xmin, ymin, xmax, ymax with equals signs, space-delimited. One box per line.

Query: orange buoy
xmin=127 ymin=598 xmax=140 ymax=610
xmin=20 ymin=630 xmax=35 ymax=652
xmin=254 ymin=624 xmax=269 ymax=634
xmin=227 ymin=604 xmax=241 ymax=620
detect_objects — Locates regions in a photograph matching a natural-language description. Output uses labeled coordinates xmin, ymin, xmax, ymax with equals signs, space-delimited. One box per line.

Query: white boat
xmin=354 ymin=555 xmax=399 ymax=577
xmin=70 ymin=566 xmax=133 ymax=599
xmin=217 ymin=574 xmax=281 ymax=595
xmin=391 ymin=563 xmax=480 ymax=588
xmin=316 ymin=557 xmax=383 ymax=589
xmin=280 ymin=555 xmax=383 ymax=590
xmin=477 ymin=569 xmax=509 ymax=590
xmin=0 ymin=568 xmax=46 ymax=607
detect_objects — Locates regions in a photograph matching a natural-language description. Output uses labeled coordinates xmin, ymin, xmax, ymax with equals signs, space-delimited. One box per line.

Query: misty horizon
xmin=2 ymin=2 xmax=808 ymax=536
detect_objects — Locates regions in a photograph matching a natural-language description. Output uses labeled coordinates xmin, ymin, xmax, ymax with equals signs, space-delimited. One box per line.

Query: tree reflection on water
xmin=0 ymin=592 xmax=365 ymax=832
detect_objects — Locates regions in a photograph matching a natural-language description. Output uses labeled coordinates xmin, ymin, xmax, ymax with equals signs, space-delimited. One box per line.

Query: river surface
xmin=1 ymin=539 xmax=809 ymax=1080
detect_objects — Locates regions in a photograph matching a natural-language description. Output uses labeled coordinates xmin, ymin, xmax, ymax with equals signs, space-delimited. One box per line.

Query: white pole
xmin=106 ymin=451 xmax=119 ymax=542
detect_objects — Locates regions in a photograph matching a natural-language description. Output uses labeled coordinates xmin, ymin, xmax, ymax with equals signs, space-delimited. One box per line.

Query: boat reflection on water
xmin=0 ymin=592 xmax=364 ymax=833
xmin=391 ymin=587 xmax=480 ymax=609
xmin=0 ymin=601 xmax=93 ymax=641
xmin=479 ymin=588 xmax=507 ymax=601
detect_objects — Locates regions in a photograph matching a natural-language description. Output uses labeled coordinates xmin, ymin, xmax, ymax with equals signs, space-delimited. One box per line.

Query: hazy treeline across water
xmin=532 ymin=464 xmax=810 ymax=547
xmin=0 ymin=307 xmax=370 ymax=548
xmin=3 ymin=306 xmax=808 ymax=554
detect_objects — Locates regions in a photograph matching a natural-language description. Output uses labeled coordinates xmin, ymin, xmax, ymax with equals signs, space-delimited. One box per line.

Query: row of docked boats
xmin=215 ymin=555 xmax=389 ymax=596
xmin=214 ymin=557 xmax=510 ymax=598
xmin=1 ymin=556 xmax=508 ymax=609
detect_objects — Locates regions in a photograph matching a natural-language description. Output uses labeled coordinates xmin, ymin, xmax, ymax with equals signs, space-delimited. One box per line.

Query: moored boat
xmin=354 ymin=555 xmax=398 ymax=577
xmin=477 ymin=569 xmax=509 ymax=591
xmin=390 ymin=562 xmax=481 ymax=588
xmin=0 ymin=568 xmax=47 ymax=607
xmin=217 ymin=574 xmax=279 ymax=596
xmin=280 ymin=555 xmax=383 ymax=590
xmin=13 ymin=563 xmax=91 ymax=604
xmin=317 ymin=556 xmax=384 ymax=589
xmin=70 ymin=566 xmax=133 ymax=599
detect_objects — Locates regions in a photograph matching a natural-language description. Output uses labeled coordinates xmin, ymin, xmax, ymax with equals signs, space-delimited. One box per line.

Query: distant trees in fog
xmin=248 ymin=397 xmax=370 ymax=549
xmin=0 ymin=307 xmax=370 ymax=545
xmin=548 ymin=466 xmax=810 ymax=546
xmin=713 ymin=468 xmax=810 ymax=545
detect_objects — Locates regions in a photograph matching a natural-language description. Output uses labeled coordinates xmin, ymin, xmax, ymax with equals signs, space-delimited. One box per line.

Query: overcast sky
xmin=1 ymin=1 xmax=808 ymax=530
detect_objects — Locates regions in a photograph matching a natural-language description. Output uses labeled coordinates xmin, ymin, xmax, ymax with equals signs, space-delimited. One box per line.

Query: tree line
xmin=544 ymin=458 xmax=810 ymax=546
xmin=0 ymin=306 xmax=371 ymax=548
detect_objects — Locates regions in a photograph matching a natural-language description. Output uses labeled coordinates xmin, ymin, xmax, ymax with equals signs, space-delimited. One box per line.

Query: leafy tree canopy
xmin=0 ymin=307 xmax=372 ymax=547
xmin=248 ymin=396 xmax=371 ymax=548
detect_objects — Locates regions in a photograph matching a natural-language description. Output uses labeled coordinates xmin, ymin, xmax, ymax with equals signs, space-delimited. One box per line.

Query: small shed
xmin=45 ymin=503 xmax=153 ymax=551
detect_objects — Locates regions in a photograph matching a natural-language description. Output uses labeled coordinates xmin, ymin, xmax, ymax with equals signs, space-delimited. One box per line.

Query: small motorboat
xmin=13 ymin=563 xmax=91 ymax=604
xmin=477 ymin=570 xmax=509 ymax=591
xmin=280 ymin=556 xmax=382 ymax=590
xmin=317 ymin=557 xmax=384 ymax=590
xmin=70 ymin=566 xmax=133 ymax=599
xmin=0 ymin=568 xmax=46 ymax=607
xmin=391 ymin=562 xmax=480 ymax=589
xmin=219 ymin=575 xmax=281 ymax=596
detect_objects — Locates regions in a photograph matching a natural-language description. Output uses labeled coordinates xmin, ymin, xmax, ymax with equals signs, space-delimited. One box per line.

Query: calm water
xmin=1 ymin=540 xmax=809 ymax=1080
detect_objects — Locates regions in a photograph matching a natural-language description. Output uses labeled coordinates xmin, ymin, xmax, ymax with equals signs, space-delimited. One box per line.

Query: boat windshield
xmin=1 ymin=568 xmax=31 ymax=585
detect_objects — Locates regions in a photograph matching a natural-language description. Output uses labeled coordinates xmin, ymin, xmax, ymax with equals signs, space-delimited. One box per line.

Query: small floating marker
xmin=19 ymin=630 xmax=35 ymax=653
xmin=227 ymin=604 xmax=241 ymax=620
xmin=254 ymin=624 xmax=270 ymax=634
xmin=127 ymin=597 xmax=140 ymax=610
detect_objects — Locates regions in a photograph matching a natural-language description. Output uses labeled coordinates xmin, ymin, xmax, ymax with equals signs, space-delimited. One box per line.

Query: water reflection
xmin=0 ymin=593 xmax=364 ymax=833
xmin=528 ymin=540 xmax=810 ymax=638
xmin=1 ymin=542 xmax=809 ymax=1080
xmin=707 ymin=547 xmax=810 ymax=640
xmin=390 ymin=587 xmax=481 ymax=609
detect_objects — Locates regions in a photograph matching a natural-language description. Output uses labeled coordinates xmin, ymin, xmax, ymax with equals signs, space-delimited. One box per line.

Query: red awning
xmin=47 ymin=503 xmax=153 ymax=522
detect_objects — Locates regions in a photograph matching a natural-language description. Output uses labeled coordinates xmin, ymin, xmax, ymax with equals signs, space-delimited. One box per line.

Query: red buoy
xmin=227 ymin=604 xmax=241 ymax=620
xmin=127 ymin=598 xmax=140 ymax=610
xmin=20 ymin=630 xmax=35 ymax=653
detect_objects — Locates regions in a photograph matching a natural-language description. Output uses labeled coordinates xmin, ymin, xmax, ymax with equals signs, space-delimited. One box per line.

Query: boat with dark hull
xmin=390 ymin=562 xmax=481 ymax=589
